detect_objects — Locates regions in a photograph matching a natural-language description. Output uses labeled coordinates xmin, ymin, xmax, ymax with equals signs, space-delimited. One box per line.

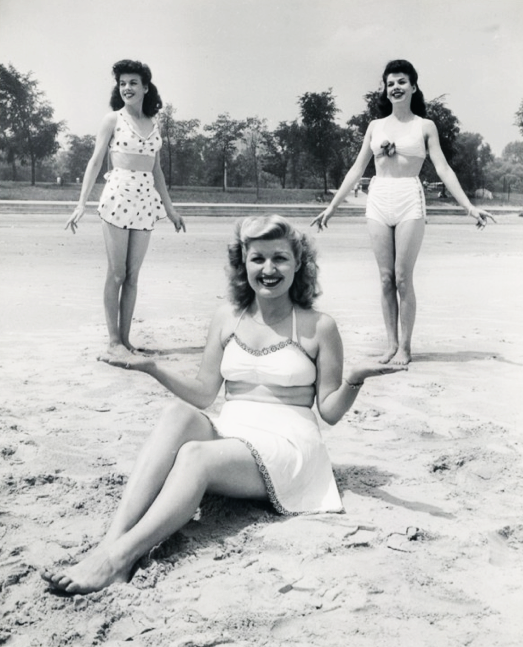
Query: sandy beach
xmin=1 ymin=212 xmax=522 ymax=647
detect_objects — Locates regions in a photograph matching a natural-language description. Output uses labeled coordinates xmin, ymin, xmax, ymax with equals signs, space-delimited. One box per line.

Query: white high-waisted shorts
xmin=366 ymin=176 xmax=426 ymax=227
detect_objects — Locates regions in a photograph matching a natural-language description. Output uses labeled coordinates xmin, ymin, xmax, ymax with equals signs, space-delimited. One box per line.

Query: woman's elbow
xmin=317 ymin=407 xmax=342 ymax=426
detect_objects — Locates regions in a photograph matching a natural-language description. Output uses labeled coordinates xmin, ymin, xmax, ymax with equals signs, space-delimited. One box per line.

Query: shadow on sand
xmin=333 ymin=464 xmax=455 ymax=519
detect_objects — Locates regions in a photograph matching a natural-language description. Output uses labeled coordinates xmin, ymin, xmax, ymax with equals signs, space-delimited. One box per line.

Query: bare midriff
xmin=374 ymin=155 xmax=425 ymax=178
xmin=225 ymin=381 xmax=315 ymax=408
xmin=110 ymin=151 xmax=155 ymax=173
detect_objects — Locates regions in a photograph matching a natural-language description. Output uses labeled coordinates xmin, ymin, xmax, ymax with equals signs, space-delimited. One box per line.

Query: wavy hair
xmin=377 ymin=59 xmax=427 ymax=118
xmin=227 ymin=215 xmax=321 ymax=310
xmin=109 ymin=59 xmax=163 ymax=117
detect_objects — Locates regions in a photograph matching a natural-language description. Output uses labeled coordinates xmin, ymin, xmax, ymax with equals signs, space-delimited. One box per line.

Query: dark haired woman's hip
xmin=98 ymin=168 xmax=166 ymax=231
xmin=366 ymin=176 xmax=426 ymax=228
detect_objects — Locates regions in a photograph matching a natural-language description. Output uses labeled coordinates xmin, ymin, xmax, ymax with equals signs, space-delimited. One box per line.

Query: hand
xmin=468 ymin=206 xmax=496 ymax=230
xmin=346 ymin=362 xmax=408 ymax=384
xmin=310 ymin=207 xmax=334 ymax=232
xmin=170 ymin=212 xmax=186 ymax=233
xmin=65 ymin=206 xmax=85 ymax=234
xmin=99 ymin=353 xmax=154 ymax=372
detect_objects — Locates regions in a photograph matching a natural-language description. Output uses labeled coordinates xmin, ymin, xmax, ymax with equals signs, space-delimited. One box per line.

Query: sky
xmin=1 ymin=0 xmax=522 ymax=156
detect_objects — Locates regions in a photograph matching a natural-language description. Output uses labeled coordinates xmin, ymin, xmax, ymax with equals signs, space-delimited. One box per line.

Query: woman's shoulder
xmin=100 ymin=111 xmax=119 ymax=130
xmin=420 ymin=117 xmax=436 ymax=130
xmin=367 ymin=118 xmax=382 ymax=131
xmin=366 ymin=117 xmax=388 ymax=136
xmin=296 ymin=307 xmax=337 ymax=334
xmin=212 ymin=302 xmax=243 ymax=335
xmin=103 ymin=110 xmax=120 ymax=123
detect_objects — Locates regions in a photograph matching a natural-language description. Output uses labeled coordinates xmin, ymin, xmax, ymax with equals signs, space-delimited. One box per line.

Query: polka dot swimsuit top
xmin=109 ymin=110 xmax=162 ymax=158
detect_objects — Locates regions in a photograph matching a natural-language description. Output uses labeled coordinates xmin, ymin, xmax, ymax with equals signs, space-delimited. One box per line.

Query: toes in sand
xmin=40 ymin=547 xmax=132 ymax=595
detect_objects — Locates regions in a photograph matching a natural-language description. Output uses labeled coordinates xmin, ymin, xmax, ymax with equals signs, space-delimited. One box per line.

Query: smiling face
xmin=244 ymin=238 xmax=298 ymax=301
xmin=386 ymin=72 xmax=416 ymax=106
xmin=118 ymin=73 xmax=148 ymax=107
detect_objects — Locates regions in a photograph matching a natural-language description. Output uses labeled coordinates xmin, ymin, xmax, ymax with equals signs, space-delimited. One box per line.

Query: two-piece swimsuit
xmin=210 ymin=307 xmax=344 ymax=515
xmin=366 ymin=115 xmax=427 ymax=228
xmin=98 ymin=110 xmax=166 ymax=231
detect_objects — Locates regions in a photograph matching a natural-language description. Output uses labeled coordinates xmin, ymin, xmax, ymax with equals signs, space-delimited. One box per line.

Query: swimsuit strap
xmin=233 ymin=307 xmax=249 ymax=332
xmin=291 ymin=307 xmax=298 ymax=343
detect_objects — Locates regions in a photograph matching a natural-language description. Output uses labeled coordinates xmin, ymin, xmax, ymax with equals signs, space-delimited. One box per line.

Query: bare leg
xmin=101 ymin=221 xmax=131 ymax=355
xmin=103 ymin=401 xmax=216 ymax=544
xmin=41 ymin=436 xmax=266 ymax=594
xmin=367 ymin=219 xmax=398 ymax=363
xmin=119 ymin=229 xmax=151 ymax=351
xmin=391 ymin=217 xmax=425 ymax=364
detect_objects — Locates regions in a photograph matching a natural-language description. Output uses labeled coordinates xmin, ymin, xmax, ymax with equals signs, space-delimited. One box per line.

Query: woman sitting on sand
xmin=65 ymin=59 xmax=185 ymax=358
xmin=311 ymin=59 xmax=494 ymax=365
xmin=41 ymin=215 xmax=406 ymax=595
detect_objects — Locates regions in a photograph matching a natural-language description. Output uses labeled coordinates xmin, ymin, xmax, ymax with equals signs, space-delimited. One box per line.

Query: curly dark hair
xmin=227 ymin=215 xmax=321 ymax=310
xmin=109 ymin=59 xmax=163 ymax=117
xmin=377 ymin=59 xmax=427 ymax=118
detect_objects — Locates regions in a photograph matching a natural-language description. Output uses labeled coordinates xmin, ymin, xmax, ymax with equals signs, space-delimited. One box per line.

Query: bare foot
xmin=40 ymin=545 xmax=133 ymax=595
xmin=390 ymin=348 xmax=412 ymax=365
xmin=378 ymin=346 xmax=399 ymax=364
xmin=98 ymin=344 xmax=133 ymax=363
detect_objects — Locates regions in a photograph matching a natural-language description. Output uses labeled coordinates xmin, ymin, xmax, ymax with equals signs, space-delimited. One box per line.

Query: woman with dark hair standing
xmin=311 ymin=60 xmax=494 ymax=365
xmin=66 ymin=60 xmax=185 ymax=358
xmin=41 ymin=215 xmax=405 ymax=594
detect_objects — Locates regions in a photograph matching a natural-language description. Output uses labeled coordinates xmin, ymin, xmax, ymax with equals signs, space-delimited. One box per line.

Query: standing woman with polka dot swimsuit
xmin=66 ymin=59 xmax=185 ymax=358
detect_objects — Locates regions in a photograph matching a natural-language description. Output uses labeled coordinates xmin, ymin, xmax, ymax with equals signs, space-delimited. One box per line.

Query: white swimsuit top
xmin=109 ymin=110 xmax=162 ymax=158
xmin=221 ymin=308 xmax=317 ymax=389
xmin=371 ymin=115 xmax=426 ymax=160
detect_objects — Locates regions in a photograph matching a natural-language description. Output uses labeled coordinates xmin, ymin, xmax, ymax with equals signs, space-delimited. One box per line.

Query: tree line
xmin=1 ymin=62 xmax=523 ymax=196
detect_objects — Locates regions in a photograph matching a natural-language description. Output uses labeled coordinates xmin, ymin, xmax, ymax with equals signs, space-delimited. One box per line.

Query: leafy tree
xmin=298 ymin=89 xmax=339 ymax=193
xmin=484 ymin=143 xmax=523 ymax=194
xmin=346 ymin=90 xmax=382 ymax=179
xmin=262 ymin=120 xmax=304 ymax=189
xmin=204 ymin=113 xmax=245 ymax=191
xmin=425 ymin=96 xmax=460 ymax=162
xmin=484 ymin=158 xmax=523 ymax=194
xmin=243 ymin=116 xmax=268 ymax=198
xmin=347 ymin=90 xmax=382 ymax=136
xmin=451 ymin=132 xmax=494 ymax=193
xmin=0 ymin=63 xmax=64 ymax=184
xmin=515 ymin=100 xmax=523 ymax=137
xmin=173 ymin=119 xmax=202 ymax=185
xmin=158 ymin=103 xmax=201 ymax=187
xmin=415 ymin=96 xmax=461 ymax=187
xmin=328 ymin=123 xmax=366 ymax=189
xmin=502 ymin=141 xmax=523 ymax=165
xmin=158 ymin=103 xmax=177 ymax=188
xmin=66 ymin=134 xmax=107 ymax=184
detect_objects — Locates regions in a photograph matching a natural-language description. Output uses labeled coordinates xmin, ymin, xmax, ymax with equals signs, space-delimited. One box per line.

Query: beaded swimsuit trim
xmin=223 ymin=333 xmax=315 ymax=364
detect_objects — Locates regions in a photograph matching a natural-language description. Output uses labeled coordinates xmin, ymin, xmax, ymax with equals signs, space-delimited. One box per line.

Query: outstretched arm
xmin=314 ymin=315 xmax=407 ymax=425
xmin=311 ymin=123 xmax=374 ymax=231
xmin=103 ymin=307 xmax=228 ymax=409
xmin=152 ymin=154 xmax=186 ymax=232
xmin=65 ymin=112 xmax=117 ymax=234
xmin=425 ymin=120 xmax=495 ymax=229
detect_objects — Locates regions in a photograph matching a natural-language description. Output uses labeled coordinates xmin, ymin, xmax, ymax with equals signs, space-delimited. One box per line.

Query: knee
xmin=154 ymin=401 xmax=200 ymax=440
xmin=107 ymin=265 xmax=126 ymax=287
xmin=123 ymin=267 xmax=140 ymax=288
xmin=379 ymin=271 xmax=396 ymax=294
xmin=175 ymin=440 xmax=209 ymax=471
xmin=395 ymin=272 xmax=414 ymax=298
xmin=158 ymin=400 xmax=196 ymax=429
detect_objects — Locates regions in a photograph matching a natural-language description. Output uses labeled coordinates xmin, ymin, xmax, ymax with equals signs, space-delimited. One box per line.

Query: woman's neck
xmin=251 ymin=297 xmax=293 ymax=325
xmin=123 ymin=104 xmax=145 ymax=120
xmin=390 ymin=104 xmax=415 ymax=122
